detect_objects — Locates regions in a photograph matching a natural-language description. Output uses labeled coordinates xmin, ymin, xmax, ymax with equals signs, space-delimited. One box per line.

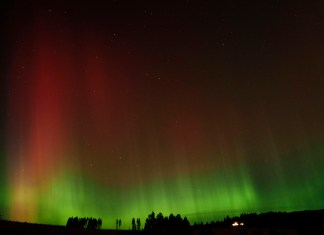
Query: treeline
xmin=193 ymin=209 xmax=324 ymax=230
xmin=66 ymin=216 xmax=102 ymax=229
xmin=65 ymin=209 xmax=324 ymax=232
xmin=143 ymin=211 xmax=190 ymax=235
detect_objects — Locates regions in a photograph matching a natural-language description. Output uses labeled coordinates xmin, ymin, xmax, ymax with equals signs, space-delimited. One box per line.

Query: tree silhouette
xmin=136 ymin=218 xmax=141 ymax=230
xmin=132 ymin=217 xmax=136 ymax=230
xmin=144 ymin=211 xmax=156 ymax=233
xmin=79 ymin=217 xmax=87 ymax=228
xmin=169 ymin=213 xmax=175 ymax=231
xmin=87 ymin=217 xmax=98 ymax=229
xmin=116 ymin=219 xmax=122 ymax=230
xmin=98 ymin=218 xmax=102 ymax=229
xmin=182 ymin=216 xmax=190 ymax=234
xmin=66 ymin=216 xmax=102 ymax=229
xmin=144 ymin=211 xmax=190 ymax=235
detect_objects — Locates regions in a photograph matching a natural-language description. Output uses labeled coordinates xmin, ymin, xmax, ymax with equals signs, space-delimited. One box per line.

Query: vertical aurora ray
xmin=5 ymin=16 xmax=75 ymax=223
xmin=2 ymin=0 xmax=324 ymax=229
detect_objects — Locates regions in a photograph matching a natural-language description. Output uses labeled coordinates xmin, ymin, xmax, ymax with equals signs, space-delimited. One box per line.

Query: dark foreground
xmin=0 ymin=221 xmax=308 ymax=235
xmin=0 ymin=220 xmax=128 ymax=235
xmin=1 ymin=209 xmax=324 ymax=235
xmin=0 ymin=220 xmax=319 ymax=235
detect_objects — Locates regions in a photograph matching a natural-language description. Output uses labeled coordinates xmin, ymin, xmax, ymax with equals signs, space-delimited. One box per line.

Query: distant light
xmin=232 ymin=221 xmax=244 ymax=227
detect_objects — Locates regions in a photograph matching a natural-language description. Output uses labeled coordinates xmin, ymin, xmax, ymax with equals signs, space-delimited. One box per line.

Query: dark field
xmin=1 ymin=209 xmax=323 ymax=235
xmin=0 ymin=220 xmax=317 ymax=235
xmin=0 ymin=220 xmax=128 ymax=235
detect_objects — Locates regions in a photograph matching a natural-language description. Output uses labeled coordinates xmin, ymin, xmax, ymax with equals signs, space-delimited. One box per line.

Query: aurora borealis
xmin=1 ymin=0 xmax=324 ymax=229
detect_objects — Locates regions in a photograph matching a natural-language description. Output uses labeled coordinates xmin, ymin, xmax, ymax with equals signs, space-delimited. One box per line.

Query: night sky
xmin=1 ymin=0 xmax=324 ymax=229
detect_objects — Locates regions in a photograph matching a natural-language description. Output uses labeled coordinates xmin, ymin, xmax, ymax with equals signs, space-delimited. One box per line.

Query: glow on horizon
xmin=4 ymin=153 xmax=324 ymax=229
